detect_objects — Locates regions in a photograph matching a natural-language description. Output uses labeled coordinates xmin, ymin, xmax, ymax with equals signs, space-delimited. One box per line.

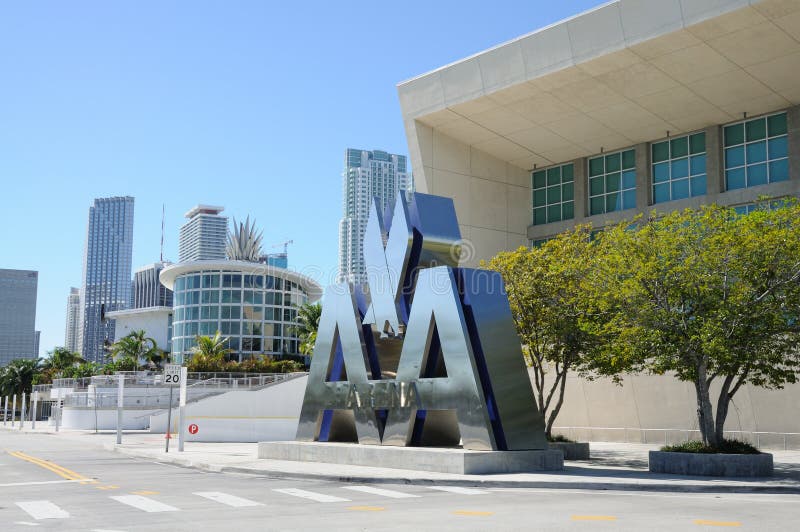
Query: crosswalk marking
xmin=427 ymin=486 xmax=489 ymax=495
xmin=15 ymin=500 xmax=70 ymax=520
xmin=272 ymin=488 xmax=351 ymax=503
xmin=110 ymin=495 xmax=179 ymax=513
xmin=194 ymin=491 xmax=263 ymax=507
xmin=342 ymin=486 xmax=421 ymax=499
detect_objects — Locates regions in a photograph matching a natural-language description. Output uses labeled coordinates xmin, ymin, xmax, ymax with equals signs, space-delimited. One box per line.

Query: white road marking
xmin=15 ymin=501 xmax=70 ymax=520
xmin=272 ymin=488 xmax=351 ymax=503
xmin=91 ymin=529 xmax=128 ymax=532
xmin=427 ymin=486 xmax=489 ymax=495
xmin=13 ymin=522 xmax=39 ymax=527
xmin=0 ymin=479 xmax=88 ymax=488
xmin=110 ymin=495 xmax=179 ymax=513
xmin=193 ymin=491 xmax=263 ymax=507
xmin=342 ymin=486 xmax=420 ymax=499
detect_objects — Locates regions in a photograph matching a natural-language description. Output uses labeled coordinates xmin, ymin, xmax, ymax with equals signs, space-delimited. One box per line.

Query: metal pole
xmin=31 ymin=392 xmax=38 ymax=430
xmin=178 ymin=367 xmax=187 ymax=452
xmin=20 ymin=392 xmax=26 ymax=430
xmin=116 ymin=375 xmax=124 ymax=445
xmin=11 ymin=395 xmax=17 ymax=428
xmin=3 ymin=396 xmax=7 ymax=426
xmin=54 ymin=399 xmax=61 ymax=433
xmin=94 ymin=385 xmax=98 ymax=434
xmin=165 ymin=385 xmax=174 ymax=453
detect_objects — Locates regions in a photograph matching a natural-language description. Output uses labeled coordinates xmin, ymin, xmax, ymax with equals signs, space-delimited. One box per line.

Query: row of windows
xmin=174 ymin=305 xmax=297 ymax=323
xmin=174 ymin=290 xmax=303 ymax=307
xmin=174 ymin=273 xmax=304 ymax=292
xmin=531 ymin=112 xmax=790 ymax=226
xmin=171 ymin=336 xmax=299 ymax=354
xmin=173 ymin=321 xmax=284 ymax=338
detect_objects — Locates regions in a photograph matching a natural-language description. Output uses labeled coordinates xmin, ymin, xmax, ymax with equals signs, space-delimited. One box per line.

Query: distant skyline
xmin=0 ymin=0 xmax=602 ymax=355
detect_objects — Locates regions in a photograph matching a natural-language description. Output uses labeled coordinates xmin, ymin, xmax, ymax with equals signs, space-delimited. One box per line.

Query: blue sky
xmin=0 ymin=0 xmax=601 ymax=355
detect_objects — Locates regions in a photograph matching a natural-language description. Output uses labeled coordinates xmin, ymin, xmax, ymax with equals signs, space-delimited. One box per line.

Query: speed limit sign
xmin=164 ymin=364 xmax=181 ymax=386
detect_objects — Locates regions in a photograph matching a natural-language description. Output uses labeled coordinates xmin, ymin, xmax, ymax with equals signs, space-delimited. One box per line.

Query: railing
xmin=63 ymin=392 xmax=178 ymax=409
xmin=553 ymin=426 xmax=800 ymax=450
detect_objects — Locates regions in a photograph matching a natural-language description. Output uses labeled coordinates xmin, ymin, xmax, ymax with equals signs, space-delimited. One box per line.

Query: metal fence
xmin=553 ymin=426 xmax=800 ymax=451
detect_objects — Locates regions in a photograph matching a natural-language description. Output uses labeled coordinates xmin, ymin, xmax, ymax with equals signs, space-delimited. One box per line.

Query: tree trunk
xmin=693 ymin=360 xmax=718 ymax=447
xmin=545 ymin=369 xmax=568 ymax=439
xmin=714 ymin=375 xmax=735 ymax=446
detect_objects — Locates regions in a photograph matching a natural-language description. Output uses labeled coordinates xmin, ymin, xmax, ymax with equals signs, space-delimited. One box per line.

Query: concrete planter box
xmin=549 ymin=441 xmax=590 ymax=460
xmin=649 ymin=451 xmax=773 ymax=477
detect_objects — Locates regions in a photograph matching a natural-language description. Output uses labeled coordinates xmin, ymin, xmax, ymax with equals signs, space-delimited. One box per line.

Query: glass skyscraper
xmin=79 ymin=196 xmax=135 ymax=363
xmin=0 ymin=269 xmax=38 ymax=366
xmin=64 ymin=287 xmax=80 ymax=353
xmin=338 ymin=149 xmax=411 ymax=284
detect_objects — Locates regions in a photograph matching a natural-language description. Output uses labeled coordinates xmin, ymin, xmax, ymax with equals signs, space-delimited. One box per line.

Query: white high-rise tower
xmin=64 ymin=287 xmax=80 ymax=353
xmin=178 ymin=205 xmax=228 ymax=262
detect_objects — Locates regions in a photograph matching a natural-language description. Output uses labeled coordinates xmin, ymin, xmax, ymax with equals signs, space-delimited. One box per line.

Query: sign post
xmin=31 ymin=391 xmax=38 ymax=430
xmin=163 ymin=364 xmax=181 ymax=453
xmin=11 ymin=395 xmax=16 ymax=428
xmin=178 ymin=366 xmax=188 ymax=452
xmin=116 ymin=375 xmax=125 ymax=444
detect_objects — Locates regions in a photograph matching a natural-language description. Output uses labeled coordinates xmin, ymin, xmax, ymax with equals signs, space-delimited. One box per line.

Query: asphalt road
xmin=0 ymin=431 xmax=797 ymax=531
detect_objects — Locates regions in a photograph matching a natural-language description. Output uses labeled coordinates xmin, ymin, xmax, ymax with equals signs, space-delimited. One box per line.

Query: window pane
xmin=562 ymin=182 xmax=574 ymax=201
xmin=671 ymin=178 xmax=690 ymax=200
xmin=606 ymin=172 xmax=620 ymax=192
xmin=606 ymin=153 xmax=621 ymax=172
xmin=622 ymin=170 xmax=636 ymax=189
xmin=652 ymin=141 xmax=669 ymax=163
xmin=690 ymin=154 xmax=706 ymax=176
xmin=671 ymin=137 xmax=688 ymax=158
xmin=691 ymin=174 xmax=706 ymax=197
xmin=589 ymin=157 xmax=604 ymax=177
xmin=747 ymin=163 xmax=768 ymax=186
xmin=562 ymin=164 xmax=574 ymax=182
xmin=768 ymin=113 xmax=787 ymax=137
xmin=725 ymin=146 xmax=745 ymax=168
xmin=689 ymin=133 xmax=705 ymax=155
xmin=746 ymin=118 xmax=767 ymax=142
xmin=623 ymin=190 xmax=636 ymax=210
xmin=533 ymin=171 xmax=546 ymax=188
xmin=768 ymin=137 xmax=787 ymax=159
xmin=589 ymin=176 xmax=604 ymax=195
xmin=725 ymin=123 xmax=744 ymax=146
xmin=547 ymin=204 xmax=561 ymax=223
xmin=672 ymin=157 xmax=689 ymax=179
xmin=590 ymin=196 xmax=604 ymax=215
xmin=653 ymin=162 xmax=670 ymax=183
xmin=606 ymin=193 xmax=620 ymax=212
xmin=534 ymin=207 xmax=546 ymax=225
xmin=726 ymin=168 xmax=746 ymax=190
xmin=533 ymin=189 xmax=547 ymax=207
xmin=547 ymin=185 xmax=561 ymax=203
xmin=547 ymin=167 xmax=561 ymax=185
xmin=769 ymin=159 xmax=789 ymax=182
xmin=746 ymin=141 xmax=767 ymax=164
xmin=654 ymin=183 xmax=670 ymax=204
xmin=562 ymin=201 xmax=574 ymax=220
xmin=621 ymin=149 xmax=635 ymax=169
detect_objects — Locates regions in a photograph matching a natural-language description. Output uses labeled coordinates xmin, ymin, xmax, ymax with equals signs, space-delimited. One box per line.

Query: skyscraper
xmin=79 ymin=196 xmax=134 ymax=363
xmin=338 ymin=149 xmax=411 ymax=283
xmin=178 ymin=205 xmax=228 ymax=262
xmin=64 ymin=287 xmax=80 ymax=353
xmin=0 ymin=269 xmax=38 ymax=366
xmin=131 ymin=262 xmax=173 ymax=309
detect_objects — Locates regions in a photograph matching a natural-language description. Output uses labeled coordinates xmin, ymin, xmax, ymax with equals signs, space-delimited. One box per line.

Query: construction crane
xmin=271 ymin=239 xmax=294 ymax=254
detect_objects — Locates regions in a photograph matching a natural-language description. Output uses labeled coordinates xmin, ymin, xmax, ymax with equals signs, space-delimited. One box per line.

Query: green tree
xmin=43 ymin=347 xmax=85 ymax=372
xmin=294 ymin=302 xmax=322 ymax=355
xmin=107 ymin=330 xmax=160 ymax=369
xmin=599 ymin=203 xmax=800 ymax=448
xmin=0 ymin=358 xmax=41 ymax=396
xmin=187 ymin=332 xmax=232 ymax=372
xmin=485 ymin=227 xmax=615 ymax=438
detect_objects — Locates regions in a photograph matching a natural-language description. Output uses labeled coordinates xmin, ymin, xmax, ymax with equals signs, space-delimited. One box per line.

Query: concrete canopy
xmin=397 ymin=0 xmax=800 ymax=264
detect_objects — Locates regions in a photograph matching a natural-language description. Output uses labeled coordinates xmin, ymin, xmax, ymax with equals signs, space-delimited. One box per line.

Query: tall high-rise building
xmin=338 ymin=149 xmax=411 ymax=283
xmin=0 ymin=269 xmax=38 ymax=366
xmin=79 ymin=196 xmax=135 ymax=363
xmin=65 ymin=287 xmax=80 ymax=352
xmin=131 ymin=262 xmax=173 ymax=309
xmin=178 ymin=205 xmax=228 ymax=262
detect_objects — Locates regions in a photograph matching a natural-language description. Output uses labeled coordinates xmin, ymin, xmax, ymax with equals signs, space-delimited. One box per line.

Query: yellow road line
xmin=347 ymin=506 xmax=385 ymax=512
xmin=6 ymin=450 xmax=92 ymax=482
xmin=132 ymin=490 xmax=159 ymax=495
xmin=694 ymin=520 xmax=741 ymax=527
xmin=571 ymin=515 xmax=617 ymax=521
xmin=95 ymin=485 xmax=120 ymax=490
xmin=453 ymin=510 xmax=494 ymax=516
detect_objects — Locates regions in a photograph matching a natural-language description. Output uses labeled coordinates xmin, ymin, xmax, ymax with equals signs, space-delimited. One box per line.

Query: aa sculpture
xmin=296 ymin=193 xmax=546 ymax=451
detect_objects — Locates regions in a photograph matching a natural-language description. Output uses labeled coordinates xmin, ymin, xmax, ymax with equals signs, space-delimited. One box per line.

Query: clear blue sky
xmin=0 ymin=0 xmax=601 ymax=356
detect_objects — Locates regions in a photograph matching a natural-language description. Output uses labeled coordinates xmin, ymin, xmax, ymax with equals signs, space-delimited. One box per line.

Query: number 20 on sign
xmin=164 ymin=364 xmax=181 ymax=385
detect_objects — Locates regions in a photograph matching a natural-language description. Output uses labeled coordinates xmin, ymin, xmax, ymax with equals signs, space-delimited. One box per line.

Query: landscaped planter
xmin=649 ymin=451 xmax=773 ymax=477
xmin=548 ymin=441 xmax=590 ymax=460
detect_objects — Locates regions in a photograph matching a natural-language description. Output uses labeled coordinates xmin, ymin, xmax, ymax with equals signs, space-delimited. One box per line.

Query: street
xmin=0 ymin=431 xmax=797 ymax=531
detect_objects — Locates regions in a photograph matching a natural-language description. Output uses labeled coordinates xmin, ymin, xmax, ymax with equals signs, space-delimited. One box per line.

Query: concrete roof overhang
xmin=398 ymin=0 xmax=800 ymax=170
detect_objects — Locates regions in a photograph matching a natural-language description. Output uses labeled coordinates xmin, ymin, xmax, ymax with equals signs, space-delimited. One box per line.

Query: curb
xmin=104 ymin=443 xmax=800 ymax=495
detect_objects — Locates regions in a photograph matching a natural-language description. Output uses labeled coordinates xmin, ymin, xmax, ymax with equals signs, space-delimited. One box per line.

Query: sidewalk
xmin=3 ymin=423 xmax=800 ymax=494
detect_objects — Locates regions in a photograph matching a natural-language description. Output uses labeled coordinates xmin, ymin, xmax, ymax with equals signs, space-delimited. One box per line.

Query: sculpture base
xmin=257 ymin=441 xmax=563 ymax=474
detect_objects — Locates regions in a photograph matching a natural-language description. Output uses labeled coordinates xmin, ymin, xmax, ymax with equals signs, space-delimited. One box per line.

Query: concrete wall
xmin=547 ymin=369 xmax=800 ymax=449
xmin=149 ymin=375 xmax=307 ymax=442
xmin=110 ymin=311 xmax=170 ymax=350
xmin=61 ymin=408 xmax=160 ymax=430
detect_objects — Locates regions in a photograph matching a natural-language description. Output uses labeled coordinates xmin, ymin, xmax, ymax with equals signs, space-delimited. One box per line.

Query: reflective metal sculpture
xmin=296 ymin=193 xmax=546 ymax=451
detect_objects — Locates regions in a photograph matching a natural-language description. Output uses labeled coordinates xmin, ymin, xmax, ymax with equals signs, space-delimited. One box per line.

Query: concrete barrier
xmin=649 ymin=451 xmax=774 ymax=477
xmin=549 ymin=441 xmax=590 ymax=460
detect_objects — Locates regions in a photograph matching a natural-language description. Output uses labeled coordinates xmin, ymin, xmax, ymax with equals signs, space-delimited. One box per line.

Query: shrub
xmin=547 ymin=434 xmax=575 ymax=443
xmin=661 ymin=439 xmax=760 ymax=454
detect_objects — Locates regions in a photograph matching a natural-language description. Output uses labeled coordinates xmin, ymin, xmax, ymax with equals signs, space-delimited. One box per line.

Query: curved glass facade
xmin=170 ymin=269 xmax=310 ymax=361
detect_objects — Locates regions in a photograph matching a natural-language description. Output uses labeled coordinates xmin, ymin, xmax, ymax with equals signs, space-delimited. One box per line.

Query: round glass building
xmin=159 ymin=261 xmax=322 ymax=363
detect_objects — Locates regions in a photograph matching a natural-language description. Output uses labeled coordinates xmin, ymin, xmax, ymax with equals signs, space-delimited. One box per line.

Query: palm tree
xmin=0 ymin=358 xmax=41 ymax=396
xmin=188 ymin=332 xmax=232 ymax=371
xmin=226 ymin=216 xmax=263 ymax=262
xmin=107 ymin=330 xmax=159 ymax=369
xmin=294 ymin=303 xmax=322 ymax=355
xmin=42 ymin=347 xmax=85 ymax=372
